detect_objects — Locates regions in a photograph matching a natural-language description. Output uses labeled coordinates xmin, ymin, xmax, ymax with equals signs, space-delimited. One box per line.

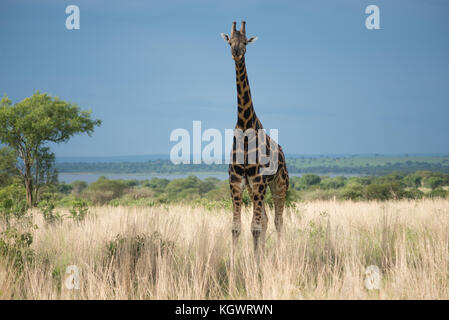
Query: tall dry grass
xmin=1 ymin=199 xmax=449 ymax=299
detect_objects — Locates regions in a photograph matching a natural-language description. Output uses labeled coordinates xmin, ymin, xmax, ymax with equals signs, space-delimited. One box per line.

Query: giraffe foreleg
xmin=230 ymin=180 xmax=244 ymax=248
xmin=250 ymin=182 xmax=268 ymax=257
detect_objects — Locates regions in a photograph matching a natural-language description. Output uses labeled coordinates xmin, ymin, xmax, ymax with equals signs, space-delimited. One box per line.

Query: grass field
xmin=1 ymin=199 xmax=449 ymax=299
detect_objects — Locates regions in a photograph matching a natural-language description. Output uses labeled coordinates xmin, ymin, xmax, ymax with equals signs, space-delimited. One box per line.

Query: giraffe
xmin=221 ymin=21 xmax=289 ymax=256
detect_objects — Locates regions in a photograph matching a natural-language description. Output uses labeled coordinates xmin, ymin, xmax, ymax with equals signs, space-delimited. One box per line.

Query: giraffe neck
xmin=235 ymin=57 xmax=262 ymax=131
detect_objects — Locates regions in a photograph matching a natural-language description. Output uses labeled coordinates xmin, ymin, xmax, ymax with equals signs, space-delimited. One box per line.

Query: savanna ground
xmin=1 ymin=199 xmax=449 ymax=299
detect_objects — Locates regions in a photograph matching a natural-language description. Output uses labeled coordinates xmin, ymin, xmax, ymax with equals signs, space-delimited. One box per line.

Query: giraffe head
xmin=221 ymin=21 xmax=258 ymax=61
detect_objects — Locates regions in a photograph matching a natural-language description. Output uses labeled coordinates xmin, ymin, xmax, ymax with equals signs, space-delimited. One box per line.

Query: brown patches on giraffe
xmin=222 ymin=21 xmax=289 ymax=257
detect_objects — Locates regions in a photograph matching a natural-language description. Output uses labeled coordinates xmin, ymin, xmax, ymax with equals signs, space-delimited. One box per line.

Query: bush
xmin=144 ymin=178 xmax=170 ymax=191
xmin=38 ymin=200 xmax=62 ymax=224
xmin=346 ymin=176 xmax=371 ymax=186
xmin=428 ymin=188 xmax=447 ymax=199
xmin=70 ymin=180 xmax=87 ymax=195
xmin=320 ymin=176 xmax=346 ymax=189
xmin=57 ymin=183 xmax=73 ymax=195
xmin=339 ymin=185 xmax=364 ymax=200
xmin=0 ymin=227 xmax=34 ymax=272
xmin=299 ymin=188 xmax=337 ymax=201
xmin=403 ymin=188 xmax=424 ymax=200
xmin=0 ymin=185 xmax=35 ymax=273
xmin=364 ymin=182 xmax=404 ymax=201
xmin=0 ymin=184 xmax=28 ymax=223
xmin=69 ymin=199 xmax=89 ymax=221
xmin=83 ymin=177 xmax=128 ymax=205
xmin=426 ymin=177 xmax=444 ymax=190
xmin=403 ymin=174 xmax=422 ymax=188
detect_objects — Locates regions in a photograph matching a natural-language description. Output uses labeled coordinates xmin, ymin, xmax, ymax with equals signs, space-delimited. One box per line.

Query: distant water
xmin=58 ymin=172 xmax=359 ymax=184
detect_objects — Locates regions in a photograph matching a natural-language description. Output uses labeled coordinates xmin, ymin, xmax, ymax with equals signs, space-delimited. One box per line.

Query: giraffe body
xmin=222 ymin=22 xmax=289 ymax=255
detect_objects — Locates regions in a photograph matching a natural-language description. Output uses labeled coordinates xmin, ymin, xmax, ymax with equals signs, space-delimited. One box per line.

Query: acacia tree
xmin=0 ymin=92 xmax=101 ymax=206
xmin=32 ymin=147 xmax=58 ymax=203
xmin=0 ymin=147 xmax=19 ymax=188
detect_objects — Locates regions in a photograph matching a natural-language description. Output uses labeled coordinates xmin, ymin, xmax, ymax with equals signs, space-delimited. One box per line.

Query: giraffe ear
xmin=221 ymin=33 xmax=230 ymax=42
xmin=247 ymin=36 xmax=258 ymax=44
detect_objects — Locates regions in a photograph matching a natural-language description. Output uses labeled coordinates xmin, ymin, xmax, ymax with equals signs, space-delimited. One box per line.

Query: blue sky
xmin=1 ymin=0 xmax=448 ymax=157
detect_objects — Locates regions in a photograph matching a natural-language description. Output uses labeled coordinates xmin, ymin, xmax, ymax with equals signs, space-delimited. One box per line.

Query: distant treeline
xmin=51 ymin=170 xmax=449 ymax=208
xmin=55 ymin=156 xmax=449 ymax=175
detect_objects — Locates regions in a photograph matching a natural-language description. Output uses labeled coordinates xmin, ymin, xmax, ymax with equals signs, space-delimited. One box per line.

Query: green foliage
xmin=83 ymin=176 xmax=128 ymax=205
xmin=0 ymin=92 xmax=101 ymax=205
xmin=0 ymin=227 xmax=34 ymax=272
xmin=38 ymin=170 xmax=449 ymax=208
xmin=428 ymin=188 xmax=447 ymax=199
xmin=0 ymin=186 xmax=35 ymax=273
xmin=0 ymin=184 xmax=28 ymax=223
xmin=33 ymin=146 xmax=58 ymax=203
xmin=0 ymin=147 xmax=18 ymax=188
xmin=301 ymin=174 xmax=321 ymax=186
xmin=144 ymin=178 xmax=170 ymax=191
xmin=320 ymin=176 xmax=345 ymax=189
xmin=164 ymin=175 xmax=219 ymax=201
xmin=364 ymin=182 xmax=404 ymax=201
xmin=57 ymin=182 xmax=73 ymax=195
xmin=69 ymin=199 xmax=89 ymax=221
xmin=56 ymin=155 xmax=449 ymax=176
xmin=38 ymin=199 xmax=62 ymax=224
xmin=339 ymin=184 xmax=364 ymax=200
xmin=70 ymin=180 xmax=87 ymax=195
xmin=403 ymin=174 xmax=422 ymax=188
xmin=426 ymin=177 xmax=444 ymax=190
xmin=0 ymin=92 xmax=101 ymax=148
xmin=403 ymin=188 xmax=424 ymax=200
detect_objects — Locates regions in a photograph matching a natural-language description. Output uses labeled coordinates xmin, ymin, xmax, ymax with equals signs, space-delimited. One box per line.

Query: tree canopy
xmin=0 ymin=92 xmax=101 ymax=205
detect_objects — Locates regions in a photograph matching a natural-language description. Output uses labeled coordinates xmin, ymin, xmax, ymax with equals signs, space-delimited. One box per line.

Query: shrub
xmin=70 ymin=180 xmax=87 ymax=195
xmin=428 ymin=188 xmax=447 ymax=199
xmin=38 ymin=200 xmax=62 ymax=224
xmin=144 ymin=178 xmax=170 ymax=191
xmin=69 ymin=199 xmax=89 ymax=221
xmin=299 ymin=189 xmax=337 ymax=201
xmin=320 ymin=176 xmax=346 ymax=189
xmin=0 ymin=185 xmax=35 ymax=273
xmin=0 ymin=227 xmax=34 ymax=272
xmin=365 ymin=182 xmax=404 ymax=201
xmin=339 ymin=185 xmax=364 ymax=200
xmin=0 ymin=184 xmax=28 ymax=223
xmin=403 ymin=188 xmax=424 ymax=200
xmin=83 ymin=177 xmax=128 ymax=205
xmin=57 ymin=183 xmax=73 ymax=195
xmin=426 ymin=177 xmax=444 ymax=190
xmin=293 ymin=174 xmax=321 ymax=190
xmin=403 ymin=174 xmax=422 ymax=188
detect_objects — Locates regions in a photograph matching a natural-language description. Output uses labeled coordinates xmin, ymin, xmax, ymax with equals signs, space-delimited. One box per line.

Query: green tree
xmin=70 ymin=180 xmax=88 ymax=195
xmin=426 ymin=177 xmax=444 ymax=190
xmin=300 ymin=174 xmax=321 ymax=187
xmin=0 ymin=92 xmax=101 ymax=206
xmin=403 ymin=174 xmax=422 ymax=188
xmin=32 ymin=147 xmax=58 ymax=203
xmin=0 ymin=147 xmax=19 ymax=187
xmin=84 ymin=177 xmax=128 ymax=204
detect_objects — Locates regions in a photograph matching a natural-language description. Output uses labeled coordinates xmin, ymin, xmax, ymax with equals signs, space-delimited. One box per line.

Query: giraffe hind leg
xmin=270 ymin=176 xmax=288 ymax=237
